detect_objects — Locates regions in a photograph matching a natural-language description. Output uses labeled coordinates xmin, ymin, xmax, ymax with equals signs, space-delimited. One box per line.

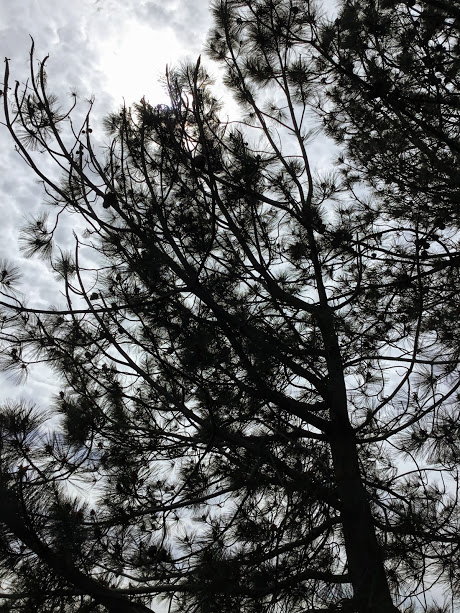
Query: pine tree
xmin=0 ymin=2 xmax=459 ymax=611
xmin=316 ymin=0 xmax=460 ymax=228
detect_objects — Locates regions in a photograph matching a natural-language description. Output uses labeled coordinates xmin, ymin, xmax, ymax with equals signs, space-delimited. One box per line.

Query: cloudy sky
xmin=0 ymin=0 xmax=213 ymax=405
xmin=0 ymin=0 xmax=337 ymax=403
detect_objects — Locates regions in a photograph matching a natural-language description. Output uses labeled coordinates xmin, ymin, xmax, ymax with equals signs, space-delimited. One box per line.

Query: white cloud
xmin=0 ymin=0 xmax=210 ymax=404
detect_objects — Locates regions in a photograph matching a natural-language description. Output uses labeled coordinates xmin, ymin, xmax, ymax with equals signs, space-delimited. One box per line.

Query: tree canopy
xmin=1 ymin=1 xmax=460 ymax=612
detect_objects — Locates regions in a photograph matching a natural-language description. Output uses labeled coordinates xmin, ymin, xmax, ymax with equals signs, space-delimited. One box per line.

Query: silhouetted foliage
xmin=1 ymin=2 xmax=460 ymax=612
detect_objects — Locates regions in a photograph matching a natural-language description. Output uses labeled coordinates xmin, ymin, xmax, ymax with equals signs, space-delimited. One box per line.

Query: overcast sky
xmin=0 ymin=0 xmax=337 ymax=401
xmin=0 ymin=0 xmax=213 ymax=405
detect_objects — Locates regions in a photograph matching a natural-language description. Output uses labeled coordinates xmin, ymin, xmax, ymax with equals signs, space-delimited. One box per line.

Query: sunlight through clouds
xmin=0 ymin=0 xmax=210 ymax=404
xmin=94 ymin=20 xmax=196 ymax=107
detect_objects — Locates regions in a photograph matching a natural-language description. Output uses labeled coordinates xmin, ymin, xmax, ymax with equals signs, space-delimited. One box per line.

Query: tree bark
xmin=328 ymin=427 xmax=399 ymax=613
xmin=319 ymin=309 xmax=400 ymax=613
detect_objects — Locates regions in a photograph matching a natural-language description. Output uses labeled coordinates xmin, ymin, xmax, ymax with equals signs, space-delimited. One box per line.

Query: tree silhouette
xmin=316 ymin=0 xmax=460 ymax=230
xmin=0 ymin=1 xmax=460 ymax=611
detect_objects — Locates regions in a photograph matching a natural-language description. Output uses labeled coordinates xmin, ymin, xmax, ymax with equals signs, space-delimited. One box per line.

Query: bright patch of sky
xmin=0 ymin=0 xmax=211 ymax=404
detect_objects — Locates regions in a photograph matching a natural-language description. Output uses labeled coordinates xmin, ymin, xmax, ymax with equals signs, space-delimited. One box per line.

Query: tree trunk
xmin=329 ymin=427 xmax=399 ymax=613
xmin=319 ymin=308 xmax=399 ymax=613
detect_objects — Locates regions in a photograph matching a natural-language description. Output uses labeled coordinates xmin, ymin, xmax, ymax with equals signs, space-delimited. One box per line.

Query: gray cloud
xmin=0 ymin=0 xmax=211 ymax=404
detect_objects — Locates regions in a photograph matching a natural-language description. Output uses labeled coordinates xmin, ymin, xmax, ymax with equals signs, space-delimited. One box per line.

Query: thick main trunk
xmin=329 ymin=426 xmax=399 ymax=613
xmin=317 ymin=308 xmax=399 ymax=612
